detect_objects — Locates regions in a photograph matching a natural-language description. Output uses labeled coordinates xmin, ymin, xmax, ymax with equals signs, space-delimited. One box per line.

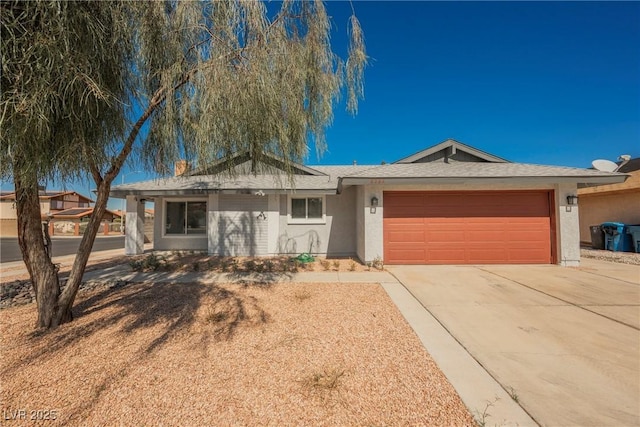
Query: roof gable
xmin=188 ymin=151 xmax=326 ymax=177
xmin=394 ymin=139 xmax=509 ymax=164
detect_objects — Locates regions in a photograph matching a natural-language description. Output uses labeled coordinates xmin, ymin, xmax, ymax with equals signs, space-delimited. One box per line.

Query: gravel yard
xmin=0 ymin=280 xmax=475 ymax=426
xmin=580 ymin=247 xmax=640 ymax=265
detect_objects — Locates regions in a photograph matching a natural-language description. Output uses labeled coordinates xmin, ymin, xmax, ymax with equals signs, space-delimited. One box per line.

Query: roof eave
xmin=340 ymin=175 xmax=628 ymax=186
xmin=109 ymin=188 xmax=338 ymax=199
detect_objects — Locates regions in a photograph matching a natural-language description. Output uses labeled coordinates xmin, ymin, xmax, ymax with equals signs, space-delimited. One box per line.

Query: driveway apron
xmin=388 ymin=262 xmax=640 ymax=427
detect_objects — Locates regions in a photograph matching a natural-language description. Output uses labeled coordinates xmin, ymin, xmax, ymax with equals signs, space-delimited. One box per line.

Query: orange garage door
xmin=384 ymin=191 xmax=553 ymax=264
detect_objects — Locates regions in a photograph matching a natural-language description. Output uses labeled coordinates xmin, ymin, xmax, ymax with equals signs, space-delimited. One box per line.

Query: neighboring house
xmin=0 ymin=190 xmax=94 ymax=237
xmin=577 ymin=158 xmax=640 ymax=244
xmin=110 ymin=139 xmax=627 ymax=266
xmin=49 ymin=207 xmax=120 ymax=236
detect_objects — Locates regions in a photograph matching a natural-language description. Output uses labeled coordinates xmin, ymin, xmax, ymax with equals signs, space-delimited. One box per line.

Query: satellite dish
xmin=592 ymin=159 xmax=618 ymax=172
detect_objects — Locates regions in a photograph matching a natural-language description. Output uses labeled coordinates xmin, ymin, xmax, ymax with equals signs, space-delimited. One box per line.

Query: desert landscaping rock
xmin=0 ymin=281 xmax=475 ymax=426
xmin=581 ymin=247 xmax=640 ymax=265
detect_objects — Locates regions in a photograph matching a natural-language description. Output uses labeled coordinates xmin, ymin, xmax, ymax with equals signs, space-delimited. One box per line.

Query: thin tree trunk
xmin=16 ymin=84 xmax=178 ymax=329
xmin=13 ymin=159 xmax=63 ymax=328
xmin=54 ymin=181 xmax=112 ymax=325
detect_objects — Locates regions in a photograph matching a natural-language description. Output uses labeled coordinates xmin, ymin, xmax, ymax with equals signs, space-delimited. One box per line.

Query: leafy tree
xmin=0 ymin=0 xmax=366 ymax=328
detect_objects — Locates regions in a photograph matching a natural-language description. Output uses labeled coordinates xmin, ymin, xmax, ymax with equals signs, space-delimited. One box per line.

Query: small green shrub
xmin=129 ymin=259 xmax=143 ymax=271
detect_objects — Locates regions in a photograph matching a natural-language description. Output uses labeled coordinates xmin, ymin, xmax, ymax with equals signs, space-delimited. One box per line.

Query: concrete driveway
xmin=387 ymin=258 xmax=640 ymax=427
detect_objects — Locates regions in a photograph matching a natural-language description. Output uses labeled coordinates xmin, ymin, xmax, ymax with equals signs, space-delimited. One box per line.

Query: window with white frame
xmin=165 ymin=201 xmax=206 ymax=235
xmin=288 ymin=196 xmax=325 ymax=224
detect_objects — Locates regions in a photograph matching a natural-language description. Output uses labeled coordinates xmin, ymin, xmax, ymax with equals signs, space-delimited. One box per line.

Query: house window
xmin=288 ymin=196 xmax=325 ymax=224
xmin=50 ymin=200 xmax=64 ymax=210
xmin=165 ymin=201 xmax=206 ymax=235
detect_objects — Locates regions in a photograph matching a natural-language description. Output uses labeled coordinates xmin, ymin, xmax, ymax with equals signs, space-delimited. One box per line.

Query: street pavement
xmin=0 ymin=236 xmax=125 ymax=263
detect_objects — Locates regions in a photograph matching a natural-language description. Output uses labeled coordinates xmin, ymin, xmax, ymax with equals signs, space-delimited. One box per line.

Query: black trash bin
xmin=626 ymin=225 xmax=640 ymax=253
xmin=589 ymin=225 xmax=605 ymax=250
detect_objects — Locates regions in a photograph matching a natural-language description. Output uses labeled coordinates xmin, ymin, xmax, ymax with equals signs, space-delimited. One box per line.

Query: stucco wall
xmin=0 ymin=219 xmax=17 ymax=237
xmin=356 ymin=186 xmax=365 ymax=261
xmin=0 ymin=201 xmax=17 ymax=219
xmin=360 ymin=184 xmax=384 ymax=263
xmin=277 ymin=186 xmax=357 ymax=257
xmin=578 ymin=192 xmax=640 ymax=243
xmin=554 ymin=183 xmax=580 ymax=266
xmin=125 ymin=195 xmax=146 ymax=255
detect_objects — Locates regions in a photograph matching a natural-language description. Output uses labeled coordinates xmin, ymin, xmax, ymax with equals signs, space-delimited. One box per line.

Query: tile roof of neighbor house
xmin=617 ymin=158 xmax=640 ymax=173
xmin=48 ymin=207 xmax=118 ymax=219
xmin=0 ymin=190 xmax=94 ymax=202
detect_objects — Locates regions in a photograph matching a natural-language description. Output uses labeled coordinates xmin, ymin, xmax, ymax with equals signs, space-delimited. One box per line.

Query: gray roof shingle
xmin=110 ymin=160 xmax=627 ymax=198
xmin=110 ymin=165 xmax=379 ymax=197
xmin=341 ymin=162 xmax=627 ymax=180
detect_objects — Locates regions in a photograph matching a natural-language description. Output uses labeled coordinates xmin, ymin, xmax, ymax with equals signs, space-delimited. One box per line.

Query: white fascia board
xmin=109 ymin=188 xmax=337 ymax=199
xmin=339 ymin=175 xmax=629 ymax=186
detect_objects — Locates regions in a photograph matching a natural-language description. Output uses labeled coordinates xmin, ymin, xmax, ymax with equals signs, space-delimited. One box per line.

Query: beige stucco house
xmin=110 ymin=139 xmax=627 ymax=266
xmin=0 ymin=190 xmax=93 ymax=237
xmin=578 ymin=159 xmax=640 ymax=245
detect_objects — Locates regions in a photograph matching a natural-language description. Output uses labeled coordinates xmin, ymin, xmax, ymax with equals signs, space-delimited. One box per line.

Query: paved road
xmin=388 ymin=261 xmax=640 ymax=427
xmin=0 ymin=236 xmax=125 ymax=263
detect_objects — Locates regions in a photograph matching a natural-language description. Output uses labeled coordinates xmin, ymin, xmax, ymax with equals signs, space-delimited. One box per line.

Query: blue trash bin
xmin=601 ymin=222 xmax=633 ymax=252
xmin=626 ymin=225 xmax=640 ymax=253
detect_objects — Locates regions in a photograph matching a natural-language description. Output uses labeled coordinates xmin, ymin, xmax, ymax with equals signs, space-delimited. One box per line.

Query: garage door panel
xmin=427 ymin=249 xmax=468 ymax=262
xmin=514 ymin=230 xmax=550 ymax=242
xmin=467 ymin=249 xmax=508 ymax=263
xmin=386 ymin=230 xmax=425 ymax=243
xmin=387 ymin=249 xmax=426 ymax=263
xmin=467 ymin=230 xmax=504 ymax=242
xmin=384 ymin=191 xmax=552 ymax=264
xmin=427 ymin=229 xmax=466 ymax=242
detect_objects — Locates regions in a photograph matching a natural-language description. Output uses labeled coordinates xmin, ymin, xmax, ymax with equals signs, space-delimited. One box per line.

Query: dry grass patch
xmin=1 ymin=281 xmax=475 ymax=426
xmin=301 ymin=366 xmax=346 ymax=391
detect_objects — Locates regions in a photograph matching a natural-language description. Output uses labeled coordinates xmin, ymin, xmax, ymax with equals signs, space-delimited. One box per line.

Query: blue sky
xmin=3 ymin=1 xmax=639 ymax=210
xmin=322 ymin=1 xmax=639 ymax=167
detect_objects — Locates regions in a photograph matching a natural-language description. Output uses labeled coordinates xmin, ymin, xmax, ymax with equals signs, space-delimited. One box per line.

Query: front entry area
xmin=383 ymin=191 xmax=553 ymax=264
